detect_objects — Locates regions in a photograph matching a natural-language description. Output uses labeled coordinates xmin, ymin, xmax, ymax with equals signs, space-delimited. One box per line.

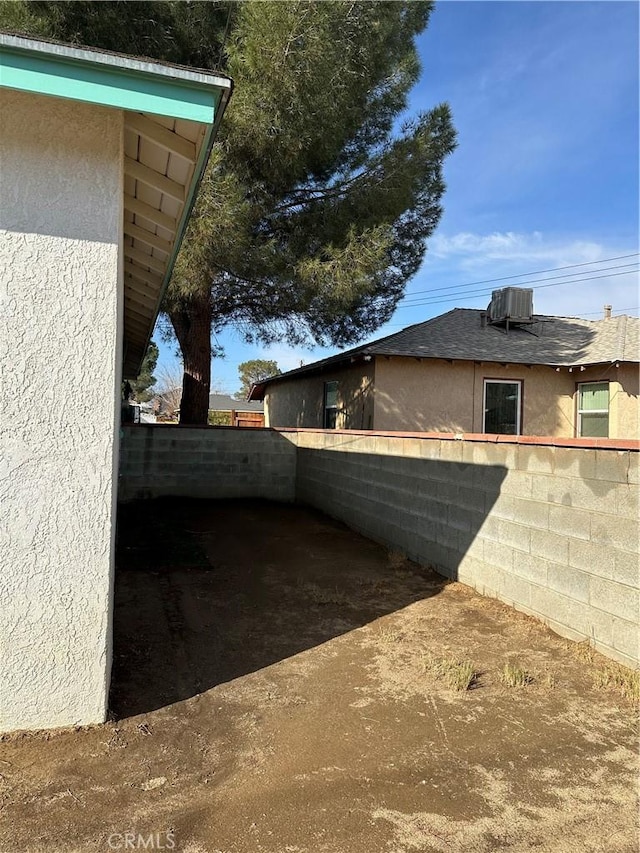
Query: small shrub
xmin=501 ymin=663 xmax=533 ymax=688
xmin=594 ymin=665 xmax=640 ymax=702
xmin=208 ymin=411 xmax=233 ymax=426
xmin=426 ymin=656 xmax=477 ymax=691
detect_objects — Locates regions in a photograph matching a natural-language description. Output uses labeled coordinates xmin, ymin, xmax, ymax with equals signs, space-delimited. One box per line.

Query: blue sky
xmin=155 ymin=0 xmax=639 ymax=395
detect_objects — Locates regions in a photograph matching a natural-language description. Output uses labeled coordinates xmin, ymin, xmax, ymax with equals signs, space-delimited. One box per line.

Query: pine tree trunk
xmin=169 ymin=290 xmax=212 ymax=425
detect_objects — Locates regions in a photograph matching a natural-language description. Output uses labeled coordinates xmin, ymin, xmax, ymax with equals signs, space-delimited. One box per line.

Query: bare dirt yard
xmin=1 ymin=499 xmax=638 ymax=853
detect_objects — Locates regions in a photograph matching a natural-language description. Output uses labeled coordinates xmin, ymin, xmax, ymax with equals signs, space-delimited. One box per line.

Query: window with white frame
xmin=483 ymin=379 xmax=522 ymax=435
xmin=324 ymin=380 xmax=339 ymax=429
xmin=577 ymin=382 xmax=609 ymax=437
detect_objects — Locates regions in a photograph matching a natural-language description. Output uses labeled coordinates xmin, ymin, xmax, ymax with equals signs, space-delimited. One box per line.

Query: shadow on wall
xmin=295 ymin=446 xmax=507 ymax=581
xmin=111 ymin=450 xmax=506 ymax=718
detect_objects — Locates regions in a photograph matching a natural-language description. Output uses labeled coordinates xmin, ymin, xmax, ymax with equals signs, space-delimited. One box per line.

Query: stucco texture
xmin=266 ymin=356 xmax=639 ymax=438
xmin=265 ymin=361 xmax=374 ymax=430
xmin=0 ymin=89 xmax=123 ymax=731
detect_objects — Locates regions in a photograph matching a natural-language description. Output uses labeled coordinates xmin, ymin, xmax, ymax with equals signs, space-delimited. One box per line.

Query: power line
xmin=405 ymin=252 xmax=639 ymax=298
xmin=400 ymin=262 xmax=638 ymax=306
xmin=396 ymin=268 xmax=639 ymax=310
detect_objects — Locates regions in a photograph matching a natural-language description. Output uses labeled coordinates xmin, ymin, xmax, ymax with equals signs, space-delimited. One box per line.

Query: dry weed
xmin=594 ymin=665 xmax=640 ymax=702
xmin=425 ymin=655 xmax=477 ymax=691
xmin=501 ymin=663 xmax=533 ymax=688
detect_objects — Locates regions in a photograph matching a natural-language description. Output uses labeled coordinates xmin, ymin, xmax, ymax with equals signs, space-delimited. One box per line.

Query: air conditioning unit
xmin=488 ymin=287 xmax=534 ymax=326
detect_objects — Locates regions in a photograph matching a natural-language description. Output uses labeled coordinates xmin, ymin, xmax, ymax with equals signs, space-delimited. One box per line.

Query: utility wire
xmin=397 ymin=268 xmax=639 ymax=310
xmin=401 ymin=262 xmax=638 ymax=306
xmin=405 ymin=252 xmax=639 ymax=298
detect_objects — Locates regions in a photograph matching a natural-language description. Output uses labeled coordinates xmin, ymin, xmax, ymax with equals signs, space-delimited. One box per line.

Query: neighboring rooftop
xmin=209 ymin=394 xmax=264 ymax=413
xmin=250 ymin=308 xmax=639 ymax=399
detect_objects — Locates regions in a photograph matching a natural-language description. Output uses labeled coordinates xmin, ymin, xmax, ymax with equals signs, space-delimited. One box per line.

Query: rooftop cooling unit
xmin=488 ymin=287 xmax=534 ymax=327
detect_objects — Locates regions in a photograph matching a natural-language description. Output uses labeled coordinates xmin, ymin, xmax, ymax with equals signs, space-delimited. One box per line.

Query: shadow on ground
xmin=111 ymin=498 xmax=448 ymax=717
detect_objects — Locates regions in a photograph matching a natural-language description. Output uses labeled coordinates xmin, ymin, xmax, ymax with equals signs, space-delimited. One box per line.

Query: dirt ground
xmin=1 ymin=499 xmax=638 ymax=853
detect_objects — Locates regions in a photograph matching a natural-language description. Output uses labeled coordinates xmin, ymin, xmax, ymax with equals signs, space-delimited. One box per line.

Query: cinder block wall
xmin=294 ymin=431 xmax=639 ymax=668
xmin=119 ymin=425 xmax=296 ymax=502
xmin=118 ymin=426 xmax=638 ymax=667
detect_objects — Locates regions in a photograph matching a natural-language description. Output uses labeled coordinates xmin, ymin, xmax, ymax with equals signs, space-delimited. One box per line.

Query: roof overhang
xmin=0 ymin=33 xmax=233 ymax=377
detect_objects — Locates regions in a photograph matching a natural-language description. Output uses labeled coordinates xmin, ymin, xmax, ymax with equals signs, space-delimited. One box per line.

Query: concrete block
xmin=385 ymin=436 xmax=405 ymax=456
xmin=401 ymin=438 xmax=422 ymax=459
xmin=586 ymin=607 xmax=614 ymax=648
xmin=438 ymin=440 xmax=463 ymax=463
xmin=471 ymin=560 xmax=503 ymax=597
xmin=425 ymin=500 xmax=448 ymax=524
xmin=552 ymin=447 xmax=596 ymax=481
xmin=512 ymin=498 xmax=549 ymax=529
xmin=466 ymin=510 xmax=486 ymax=539
xmin=487 ymin=442 xmax=517 ymax=469
xmin=518 ymin=445 xmax=554 ymax=474
xmin=529 ymin=587 xmax=590 ymax=635
xmin=563 ymin=478 xmax=616 ymax=512
xmin=465 ymin=535 xmax=485 ymax=560
xmin=530 ymin=528 xmax=569 ymax=564
xmin=498 ymin=519 xmax=531 ymax=553
xmin=432 ymin=460 xmax=457 ymax=483
xmin=530 ymin=473 xmax=560 ymax=504
xmin=436 ymin=481 xmax=459 ymax=506
xmin=480 ymin=515 xmax=501 ymax=542
xmin=614 ymin=551 xmax=640 ymax=588
xmin=434 ymin=520 xmax=456 ymax=547
xmin=611 ymin=618 xmax=639 ymax=661
xmin=568 ymin=539 xmax=614 ymax=578
xmin=596 ymin=450 xmax=631 ymax=484
xmin=512 ymin=552 xmax=549 ymax=585
xmin=501 ymin=471 xmax=533 ymax=499
xmin=471 ymin=463 xmax=506 ymax=493
xmin=425 ymin=541 xmax=457 ymax=574
xmin=456 ymin=486 xmax=486 ymax=514
xmin=483 ymin=539 xmax=514 ymax=572
xmin=448 ymin=505 xmax=473 ymax=533
xmin=456 ymin=552 xmax=484 ymax=581
xmin=418 ymin=439 xmax=441 ymax=460
xmin=628 ymin=454 xmax=640 ymax=485
xmin=547 ymin=564 xmax=590 ymax=603
xmin=549 ymin=505 xmax=591 ymax=541
xmin=590 ymin=576 xmax=639 ymax=622
xmin=490 ymin=493 xmax=515 ymax=520
xmin=462 ymin=442 xmax=481 ymax=465
xmin=616 ymin=483 xmax=639 ymax=519
xmin=501 ymin=572 xmax=532 ymax=607
xmin=590 ymin=514 xmax=638 ymax=551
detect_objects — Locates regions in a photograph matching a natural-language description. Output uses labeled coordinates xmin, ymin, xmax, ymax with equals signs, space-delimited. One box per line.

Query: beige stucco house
xmin=0 ymin=34 xmax=231 ymax=732
xmin=251 ymin=296 xmax=639 ymax=439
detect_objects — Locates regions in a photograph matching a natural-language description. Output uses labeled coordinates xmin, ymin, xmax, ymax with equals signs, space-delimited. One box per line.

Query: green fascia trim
xmin=0 ymin=46 xmax=217 ymax=122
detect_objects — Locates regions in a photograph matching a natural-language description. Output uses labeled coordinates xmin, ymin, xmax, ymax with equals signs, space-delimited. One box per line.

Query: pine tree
xmin=3 ymin=1 xmax=456 ymax=424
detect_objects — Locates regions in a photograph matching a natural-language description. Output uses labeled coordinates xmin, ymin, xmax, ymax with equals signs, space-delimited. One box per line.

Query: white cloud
xmin=422 ymin=231 xmax=639 ymax=319
xmin=429 ymin=231 xmax=608 ymax=267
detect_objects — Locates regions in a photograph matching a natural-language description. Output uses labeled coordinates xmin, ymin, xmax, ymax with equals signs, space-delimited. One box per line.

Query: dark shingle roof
xmin=208 ymin=393 xmax=264 ymax=412
xmin=250 ymin=309 xmax=639 ymax=399
xmin=364 ymin=309 xmax=638 ymax=365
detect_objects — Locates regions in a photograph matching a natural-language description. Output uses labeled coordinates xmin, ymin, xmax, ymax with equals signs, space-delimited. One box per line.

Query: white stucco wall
xmin=0 ymin=89 xmax=123 ymax=731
